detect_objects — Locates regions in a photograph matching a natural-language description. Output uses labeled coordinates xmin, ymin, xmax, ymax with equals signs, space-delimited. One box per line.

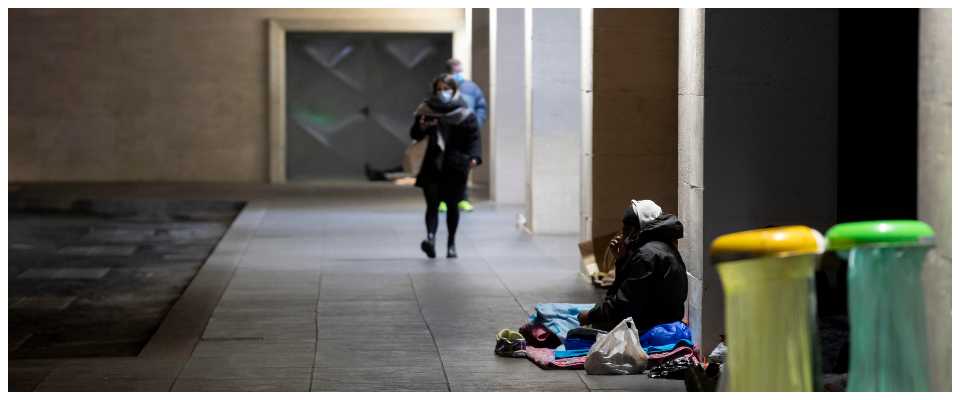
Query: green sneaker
xmin=458 ymin=200 xmax=474 ymax=212
xmin=438 ymin=201 xmax=447 ymax=213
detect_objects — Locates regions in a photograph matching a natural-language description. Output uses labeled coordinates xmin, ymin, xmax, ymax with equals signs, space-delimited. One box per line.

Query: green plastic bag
xmin=845 ymin=245 xmax=931 ymax=391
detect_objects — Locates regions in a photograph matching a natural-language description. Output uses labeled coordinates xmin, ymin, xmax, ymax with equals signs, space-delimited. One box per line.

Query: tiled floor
xmin=9 ymin=183 xmax=685 ymax=391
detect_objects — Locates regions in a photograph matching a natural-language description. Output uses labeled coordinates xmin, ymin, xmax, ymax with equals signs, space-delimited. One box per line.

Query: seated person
xmin=578 ymin=200 xmax=689 ymax=333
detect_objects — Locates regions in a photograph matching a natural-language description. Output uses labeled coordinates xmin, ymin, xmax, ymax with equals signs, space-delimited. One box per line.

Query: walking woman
xmin=410 ymin=74 xmax=482 ymax=259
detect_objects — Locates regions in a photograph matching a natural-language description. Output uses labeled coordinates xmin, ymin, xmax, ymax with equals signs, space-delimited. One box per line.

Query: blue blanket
xmin=639 ymin=321 xmax=693 ymax=353
xmin=528 ymin=303 xmax=594 ymax=342
xmin=554 ymin=348 xmax=591 ymax=359
xmin=644 ymin=339 xmax=694 ymax=355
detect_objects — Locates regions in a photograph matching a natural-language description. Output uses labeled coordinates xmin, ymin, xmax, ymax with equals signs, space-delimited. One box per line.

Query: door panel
xmin=286 ymin=32 xmax=453 ymax=181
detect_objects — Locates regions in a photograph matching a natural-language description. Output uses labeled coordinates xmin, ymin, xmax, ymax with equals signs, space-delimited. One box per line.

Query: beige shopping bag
xmin=402 ymin=139 xmax=428 ymax=176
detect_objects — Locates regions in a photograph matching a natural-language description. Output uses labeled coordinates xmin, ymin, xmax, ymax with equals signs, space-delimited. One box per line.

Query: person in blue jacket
xmin=439 ymin=58 xmax=487 ymax=213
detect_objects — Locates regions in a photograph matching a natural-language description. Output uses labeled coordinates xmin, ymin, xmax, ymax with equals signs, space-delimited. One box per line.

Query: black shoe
xmin=446 ymin=244 xmax=458 ymax=258
xmin=421 ymin=239 xmax=436 ymax=258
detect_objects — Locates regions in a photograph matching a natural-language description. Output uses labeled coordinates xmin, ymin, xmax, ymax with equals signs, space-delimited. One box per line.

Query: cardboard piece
xmin=578 ymin=230 xmax=619 ymax=277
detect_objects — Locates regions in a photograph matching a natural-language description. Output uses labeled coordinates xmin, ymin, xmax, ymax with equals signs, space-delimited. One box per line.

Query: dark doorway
xmin=837 ymin=9 xmax=919 ymax=222
xmin=285 ymin=32 xmax=453 ymax=181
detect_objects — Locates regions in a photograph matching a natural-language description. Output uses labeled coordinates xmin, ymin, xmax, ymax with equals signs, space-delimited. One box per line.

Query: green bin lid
xmin=826 ymin=220 xmax=934 ymax=251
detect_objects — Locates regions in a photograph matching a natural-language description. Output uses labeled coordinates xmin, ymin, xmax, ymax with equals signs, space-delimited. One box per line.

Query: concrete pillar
xmin=700 ymin=9 xmax=839 ymax=354
xmin=590 ymin=9 xmax=679 ymax=238
xmin=678 ymin=8 xmax=705 ymax=349
xmin=489 ymin=8 xmax=527 ymax=205
xmin=470 ymin=8 xmax=491 ymax=192
xmin=918 ymin=8 xmax=952 ymax=391
xmin=580 ymin=9 xmax=594 ymax=241
xmin=524 ymin=9 xmax=582 ymax=233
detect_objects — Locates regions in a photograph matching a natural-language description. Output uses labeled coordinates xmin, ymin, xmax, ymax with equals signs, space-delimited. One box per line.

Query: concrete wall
xmin=490 ymin=9 xmax=527 ymax=205
xmin=9 ymin=9 xmax=464 ymax=182
xmin=918 ymin=8 xmax=952 ymax=391
xmin=591 ymin=9 xmax=679 ymax=238
xmin=678 ymin=8 xmax=705 ymax=348
xmin=701 ymin=9 xmax=839 ymax=353
xmin=525 ymin=9 xmax=582 ymax=233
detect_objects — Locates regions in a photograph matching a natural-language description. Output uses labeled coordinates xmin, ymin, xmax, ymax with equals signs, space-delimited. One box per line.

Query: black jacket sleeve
xmin=586 ymin=248 xmax=657 ymax=328
xmin=410 ymin=116 xmax=435 ymax=141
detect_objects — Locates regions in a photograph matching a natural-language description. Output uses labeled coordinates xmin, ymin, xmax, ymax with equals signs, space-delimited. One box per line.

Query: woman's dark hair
xmin=431 ymin=73 xmax=459 ymax=93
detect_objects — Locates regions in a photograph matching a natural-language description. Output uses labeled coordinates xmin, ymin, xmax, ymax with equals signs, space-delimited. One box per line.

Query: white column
xmin=580 ymin=8 xmax=594 ymax=241
xmin=524 ymin=8 xmax=582 ymax=234
xmin=489 ymin=8 xmax=527 ymax=205
xmin=918 ymin=8 xmax=952 ymax=392
xmin=678 ymin=7 xmax=705 ymax=351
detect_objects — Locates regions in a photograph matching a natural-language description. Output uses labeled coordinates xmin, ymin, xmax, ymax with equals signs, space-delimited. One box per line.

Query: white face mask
xmin=439 ymin=89 xmax=454 ymax=102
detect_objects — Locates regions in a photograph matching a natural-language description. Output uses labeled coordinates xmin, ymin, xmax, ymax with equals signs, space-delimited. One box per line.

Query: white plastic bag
xmin=584 ymin=317 xmax=648 ymax=375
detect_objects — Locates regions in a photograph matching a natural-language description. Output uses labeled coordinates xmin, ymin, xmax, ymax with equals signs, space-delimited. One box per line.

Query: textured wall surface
xmin=701 ymin=9 xmax=839 ymax=354
xmin=918 ymin=8 xmax=952 ymax=391
xmin=678 ymin=8 xmax=704 ymax=349
xmin=527 ymin=9 xmax=582 ymax=234
xmin=9 ymin=9 xmax=463 ymax=182
xmin=490 ymin=8 xmax=527 ymax=205
xmin=591 ymin=9 xmax=679 ymax=237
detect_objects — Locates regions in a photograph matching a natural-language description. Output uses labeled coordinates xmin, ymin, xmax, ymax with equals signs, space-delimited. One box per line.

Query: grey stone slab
xmin=58 ymin=245 xmax=137 ymax=256
xmin=17 ymin=268 xmax=59 ymax=279
xmin=41 ymin=359 xmax=184 ymax=381
xmin=449 ymin=375 xmax=589 ymax=392
xmin=201 ymin=319 xmax=316 ymax=341
xmin=316 ymin=300 xmax=422 ymax=317
xmin=311 ymin=366 xmax=449 ymax=391
xmin=577 ymin=372 xmax=687 ymax=391
xmin=190 ymin=338 xmax=314 ymax=355
xmin=178 ymin=364 xmax=313 ymax=380
xmin=12 ymin=295 xmax=77 ymax=310
xmin=35 ymin=378 xmax=174 ymax=392
xmin=57 ymin=267 xmax=112 ymax=279
xmin=315 ymin=338 xmax=438 ymax=354
xmin=173 ymin=378 xmax=310 ymax=392
xmin=183 ymin=354 xmax=316 ymax=373
xmin=8 ymin=360 xmax=60 ymax=392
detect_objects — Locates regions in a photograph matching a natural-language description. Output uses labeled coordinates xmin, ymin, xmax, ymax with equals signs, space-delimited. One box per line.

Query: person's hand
xmin=419 ymin=115 xmax=437 ymax=129
xmin=469 ymin=159 xmax=478 ymax=169
xmin=608 ymin=232 xmax=624 ymax=254
xmin=577 ymin=310 xmax=589 ymax=326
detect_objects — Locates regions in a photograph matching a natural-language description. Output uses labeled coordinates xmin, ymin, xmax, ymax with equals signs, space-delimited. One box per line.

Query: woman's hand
xmin=418 ymin=115 xmax=438 ymax=130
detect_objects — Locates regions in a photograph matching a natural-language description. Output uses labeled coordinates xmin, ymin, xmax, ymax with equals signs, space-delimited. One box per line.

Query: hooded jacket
xmin=409 ymin=93 xmax=482 ymax=187
xmin=586 ymin=213 xmax=689 ymax=333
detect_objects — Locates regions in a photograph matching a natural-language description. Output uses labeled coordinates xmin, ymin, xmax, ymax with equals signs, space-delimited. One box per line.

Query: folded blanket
xmin=645 ymin=339 xmax=694 ymax=355
xmin=554 ymin=348 xmax=591 ymax=359
xmin=525 ymin=347 xmax=587 ymax=370
xmin=528 ymin=303 xmax=595 ymax=342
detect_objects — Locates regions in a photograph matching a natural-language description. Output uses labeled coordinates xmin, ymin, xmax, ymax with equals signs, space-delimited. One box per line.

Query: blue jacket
xmin=457 ymin=79 xmax=487 ymax=128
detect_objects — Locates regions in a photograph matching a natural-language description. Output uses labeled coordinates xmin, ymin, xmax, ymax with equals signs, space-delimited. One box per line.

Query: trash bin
xmin=710 ymin=226 xmax=826 ymax=391
xmin=826 ymin=220 xmax=935 ymax=392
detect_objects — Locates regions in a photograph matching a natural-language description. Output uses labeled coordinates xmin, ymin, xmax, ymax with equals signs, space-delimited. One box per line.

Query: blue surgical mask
xmin=439 ymin=89 xmax=454 ymax=102
xmin=452 ymin=72 xmax=465 ymax=84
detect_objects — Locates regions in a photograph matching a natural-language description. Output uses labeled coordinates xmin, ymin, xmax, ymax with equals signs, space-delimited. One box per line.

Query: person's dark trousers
xmin=422 ymin=181 xmax=465 ymax=245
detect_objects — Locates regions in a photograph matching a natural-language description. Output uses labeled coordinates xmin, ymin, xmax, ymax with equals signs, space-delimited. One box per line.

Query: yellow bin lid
xmin=710 ymin=225 xmax=826 ymax=262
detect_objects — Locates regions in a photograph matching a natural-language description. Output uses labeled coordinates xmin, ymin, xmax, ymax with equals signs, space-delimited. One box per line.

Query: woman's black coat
xmin=409 ymin=99 xmax=483 ymax=188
